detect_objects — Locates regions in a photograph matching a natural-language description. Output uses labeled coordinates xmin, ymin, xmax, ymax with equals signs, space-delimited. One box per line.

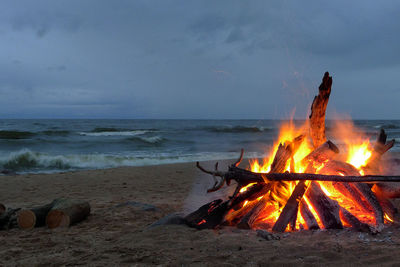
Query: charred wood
xmin=184 ymin=199 xmax=229 ymax=229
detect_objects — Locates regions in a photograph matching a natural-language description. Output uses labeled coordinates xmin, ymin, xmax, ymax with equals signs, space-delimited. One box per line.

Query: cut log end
xmin=17 ymin=210 xmax=37 ymax=230
xmin=46 ymin=210 xmax=70 ymax=229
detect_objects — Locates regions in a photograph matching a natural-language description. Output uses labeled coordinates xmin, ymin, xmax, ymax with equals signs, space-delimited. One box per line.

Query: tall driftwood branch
xmin=309 ymin=72 xmax=332 ymax=148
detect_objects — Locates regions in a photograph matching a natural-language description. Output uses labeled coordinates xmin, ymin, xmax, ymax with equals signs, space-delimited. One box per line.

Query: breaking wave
xmin=79 ymin=130 xmax=150 ymax=137
xmin=0 ymin=149 xmax=260 ymax=173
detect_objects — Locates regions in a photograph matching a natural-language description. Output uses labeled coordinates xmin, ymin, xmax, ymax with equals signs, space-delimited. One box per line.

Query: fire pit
xmin=185 ymin=72 xmax=399 ymax=233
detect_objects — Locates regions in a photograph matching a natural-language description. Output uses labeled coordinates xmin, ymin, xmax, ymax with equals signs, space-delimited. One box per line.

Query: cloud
xmin=0 ymin=0 xmax=399 ymax=119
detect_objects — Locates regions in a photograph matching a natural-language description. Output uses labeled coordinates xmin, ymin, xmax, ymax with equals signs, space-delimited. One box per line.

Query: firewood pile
xmin=185 ymin=72 xmax=399 ymax=233
xmin=0 ymin=198 xmax=90 ymax=230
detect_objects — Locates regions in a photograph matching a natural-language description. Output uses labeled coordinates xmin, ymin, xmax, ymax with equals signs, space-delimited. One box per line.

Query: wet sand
xmin=1 ymin=160 xmax=400 ymax=266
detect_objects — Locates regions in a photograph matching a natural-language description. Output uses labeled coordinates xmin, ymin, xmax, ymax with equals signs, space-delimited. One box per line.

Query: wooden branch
xmin=272 ymin=180 xmax=308 ymax=232
xmin=306 ymin=182 xmax=343 ymax=229
xmin=309 ymin=72 xmax=332 ymax=148
xmin=46 ymin=199 xmax=90 ymax=228
xmin=299 ymin=199 xmax=319 ymax=230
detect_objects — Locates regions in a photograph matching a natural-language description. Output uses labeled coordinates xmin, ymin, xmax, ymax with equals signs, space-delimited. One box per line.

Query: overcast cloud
xmin=0 ymin=0 xmax=399 ymax=119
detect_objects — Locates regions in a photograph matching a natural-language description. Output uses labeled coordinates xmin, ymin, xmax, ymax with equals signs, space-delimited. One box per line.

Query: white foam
xmin=79 ymin=130 xmax=148 ymax=137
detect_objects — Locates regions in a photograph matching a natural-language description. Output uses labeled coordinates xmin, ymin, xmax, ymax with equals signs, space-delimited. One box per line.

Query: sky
xmin=0 ymin=0 xmax=399 ymax=119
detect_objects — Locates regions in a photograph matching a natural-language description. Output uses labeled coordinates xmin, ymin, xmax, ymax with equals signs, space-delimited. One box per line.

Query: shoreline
xmin=1 ymin=160 xmax=400 ymax=265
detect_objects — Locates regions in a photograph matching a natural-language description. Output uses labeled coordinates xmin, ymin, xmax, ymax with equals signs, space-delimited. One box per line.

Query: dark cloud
xmin=0 ymin=0 xmax=399 ymax=119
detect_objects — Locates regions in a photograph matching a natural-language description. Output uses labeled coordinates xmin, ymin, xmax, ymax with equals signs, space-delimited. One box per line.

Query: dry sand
xmin=1 ymin=160 xmax=400 ymax=266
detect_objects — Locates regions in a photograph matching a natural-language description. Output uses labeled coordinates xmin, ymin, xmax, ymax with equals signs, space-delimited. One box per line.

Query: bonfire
xmin=185 ymin=72 xmax=399 ymax=233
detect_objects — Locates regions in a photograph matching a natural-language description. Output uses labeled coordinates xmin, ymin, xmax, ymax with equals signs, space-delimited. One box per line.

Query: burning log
xmin=309 ymin=72 xmax=332 ymax=148
xmin=230 ymin=183 xmax=271 ymax=211
xmin=375 ymin=193 xmax=397 ymax=222
xmin=331 ymin=182 xmax=372 ymax=214
xmin=301 ymin=140 xmax=339 ymax=166
xmin=319 ymin=160 xmax=384 ymax=226
xmin=237 ymin=198 xmax=268 ymax=229
xmin=299 ymin=199 xmax=319 ymax=230
xmin=305 ymin=182 xmax=343 ymax=229
xmin=272 ymin=180 xmax=308 ymax=232
xmin=46 ymin=199 xmax=91 ymax=228
xmin=270 ymin=135 xmax=305 ymax=173
xmin=339 ymin=208 xmax=370 ymax=232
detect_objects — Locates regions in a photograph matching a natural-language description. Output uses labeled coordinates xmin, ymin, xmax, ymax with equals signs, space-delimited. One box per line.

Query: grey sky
xmin=0 ymin=0 xmax=399 ymax=119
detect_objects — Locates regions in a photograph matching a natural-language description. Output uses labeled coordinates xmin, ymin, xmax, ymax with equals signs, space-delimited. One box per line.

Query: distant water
xmin=0 ymin=119 xmax=399 ymax=173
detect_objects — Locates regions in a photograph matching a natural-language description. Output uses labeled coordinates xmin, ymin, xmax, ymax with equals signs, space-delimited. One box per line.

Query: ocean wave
xmin=79 ymin=130 xmax=149 ymax=137
xmin=373 ymin=124 xmax=399 ymax=129
xmin=127 ymin=135 xmax=166 ymax=145
xmin=0 ymin=130 xmax=35 ymax=139
xmin=201 ymin=126 xmax=272 ymax=133
xmin=0 ymin=149 xmax=262 ymax=173
xmin=41 ymin=130 xmax=71 ymax=136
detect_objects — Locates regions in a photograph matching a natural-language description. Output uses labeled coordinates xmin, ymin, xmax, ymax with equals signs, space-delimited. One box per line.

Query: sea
xmin=0 ymin=119 xmax=399 ymax=174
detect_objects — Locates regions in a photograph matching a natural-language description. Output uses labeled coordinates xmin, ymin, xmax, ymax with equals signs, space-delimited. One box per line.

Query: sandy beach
xmin=1 ymin=160 xmax=400 ymax=266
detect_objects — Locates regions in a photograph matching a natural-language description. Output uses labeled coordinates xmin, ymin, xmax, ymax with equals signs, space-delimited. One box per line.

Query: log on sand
xmin=18 ymin=200 xmax=58 ymax=229
xmin=46 ymin=198 xmax=91 ymax=229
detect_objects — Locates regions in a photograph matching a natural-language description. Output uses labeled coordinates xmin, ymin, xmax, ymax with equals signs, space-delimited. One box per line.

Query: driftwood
xmin=309 ymin=72 xmax=332 ymax=148
xmin=18 ymin=200 xmax=57 ymax=229
xmin=46 ymin=199 xmax=91 ymax=228
xmin=306 ymin=182 xmax=343 ymax=229
xmin=299 ymin=199 xmax=319 ymax=230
